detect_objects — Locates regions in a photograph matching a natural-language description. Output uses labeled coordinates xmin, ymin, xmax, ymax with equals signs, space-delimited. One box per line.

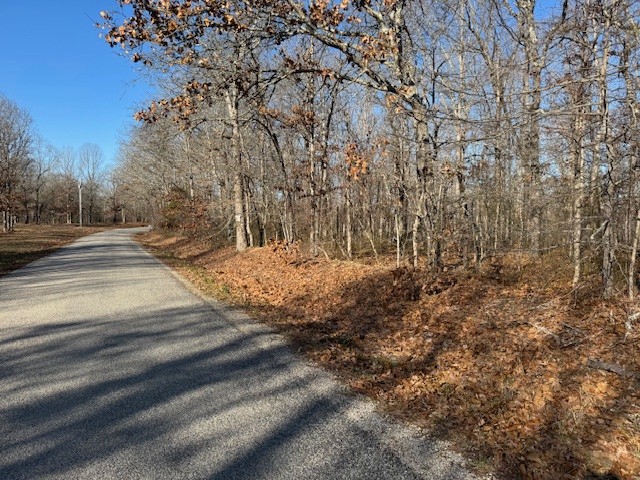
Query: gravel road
xmin=0 ymin=228 xmax=483 ymax=479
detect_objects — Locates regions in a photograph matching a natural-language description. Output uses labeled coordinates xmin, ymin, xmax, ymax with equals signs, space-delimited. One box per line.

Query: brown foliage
xmin=138 ymin=231 xmax=640 ymax=480
xmin=159 ymin=187 xmax=211 ymax=233
xmin=345 ymin=142 xmax=370 ymax=179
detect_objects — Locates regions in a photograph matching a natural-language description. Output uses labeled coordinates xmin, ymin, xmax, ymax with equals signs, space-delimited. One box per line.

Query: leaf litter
xmin=139 ymin=231 xmax=640 ymax=480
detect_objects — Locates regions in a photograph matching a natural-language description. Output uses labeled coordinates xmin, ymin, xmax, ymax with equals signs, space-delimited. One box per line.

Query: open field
xmin=0 ymin=225 xmax=115 ymax=277
xmin=138 ymin=230 xmax=640 ymax=480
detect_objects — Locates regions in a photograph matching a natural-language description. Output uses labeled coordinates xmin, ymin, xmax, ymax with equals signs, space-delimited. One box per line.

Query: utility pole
xmin=78 ymin=181 xmax=83 ymax=228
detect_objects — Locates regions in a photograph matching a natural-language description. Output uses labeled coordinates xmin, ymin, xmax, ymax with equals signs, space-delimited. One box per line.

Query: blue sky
xmin=0 ymin=1 xmax=154 ymax=166
xmin=0 ymin=0 xmax=562 ymax=169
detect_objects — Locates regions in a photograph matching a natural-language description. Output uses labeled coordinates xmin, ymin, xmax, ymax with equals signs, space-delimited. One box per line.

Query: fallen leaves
xmin=138 ymin=231 xmax=640 ymax=480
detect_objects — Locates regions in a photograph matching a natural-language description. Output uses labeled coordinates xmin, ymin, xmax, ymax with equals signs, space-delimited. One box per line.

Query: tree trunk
xmin=412 ymin=194 xmax=423 ymax=268
xmin=623 ymin=37 xmax=640 ymax=299
xmin=226 ymin=87 xmax=248 ymax=252
xmin=308 ymin=132 xmax=319 ymax=256
xmin=415 ymin=109 xmax=432 ymax=268
xmin=346 ymin=185 xmax=352 ymax=259
xmin=629 ymin=208 xmax=640 ymax=299
xmin=571 ymin=116 xmax=585 ymax=288
xmin=597 ymin=17 xmax=613 ymax=298
xmin=244 ymin=180 xmax=254 ymax=248
xmin=517 ymin=0 xmax=543 ymax=256
xmin=233 ymin=171 xmax=247 ymax=252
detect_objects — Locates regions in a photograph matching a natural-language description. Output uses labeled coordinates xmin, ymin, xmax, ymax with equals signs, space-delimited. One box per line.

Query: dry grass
xmin=0 ymin=224 xmax=110 ymax=277
xmin=138 ymin=231 xmax=640 ymax=480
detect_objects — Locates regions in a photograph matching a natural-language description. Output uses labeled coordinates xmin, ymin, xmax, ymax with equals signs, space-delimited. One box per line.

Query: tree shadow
xmin=0 ymin=295 xmax=458 ymax=478
xmin=243 ymin=265 xmax=638 ymax=479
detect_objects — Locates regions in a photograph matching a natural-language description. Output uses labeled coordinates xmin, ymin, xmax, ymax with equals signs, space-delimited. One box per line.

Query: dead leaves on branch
xmin=345 ymin=142 xmax=369 ymax=179
xmin=101 ymin=0 xmax=410 ymax=143
xmin=259 ymin=104 xmax=316 ymax=129
xmin=309 ymin=0 xmax=347 ymax=27
xmin=160 ymin=187 xmax=211 ymax=231
xmin=102 ymin=0 xmax=404 ymax=78
xmin=134 ymin=80 xmax=213 ymax=127
xmin=344 ymin=136 xmax=389 ymax=180
xmin=102 ymin=1 xmax=240 ymax=52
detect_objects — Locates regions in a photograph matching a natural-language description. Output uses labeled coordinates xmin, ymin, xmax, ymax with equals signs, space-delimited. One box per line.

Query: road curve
xmin=0 ymin=228 xmax=479 ymax=480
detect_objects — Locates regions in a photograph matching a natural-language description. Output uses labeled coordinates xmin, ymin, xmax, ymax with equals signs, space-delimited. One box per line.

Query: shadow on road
xmin=0 ymin=303 xmax=423 ymax=479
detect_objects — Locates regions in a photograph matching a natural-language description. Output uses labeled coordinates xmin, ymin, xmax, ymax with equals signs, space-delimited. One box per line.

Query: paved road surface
xmin=0 ymin=229 xmax=479 ymax=479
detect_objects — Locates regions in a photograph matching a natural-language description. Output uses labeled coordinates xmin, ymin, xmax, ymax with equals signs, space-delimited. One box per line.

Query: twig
xmin=561 ymin=322 xmax=584 ymax=334
xmin=316 ymin=245 xmax=331 ymax=262
xmin=529 ymin=322 xmax=561 ymax=342
xmin=587 ymin=358 xmax=640 ymax=380
xmin=590 ymin=219 xmax=610 ymax=242
xmin=626 ymin=312 xmax=639 ymax=340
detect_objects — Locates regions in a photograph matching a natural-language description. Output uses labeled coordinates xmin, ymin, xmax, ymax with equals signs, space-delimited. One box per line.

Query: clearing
xmin=0 ymin=225 xmax=110 ymax=277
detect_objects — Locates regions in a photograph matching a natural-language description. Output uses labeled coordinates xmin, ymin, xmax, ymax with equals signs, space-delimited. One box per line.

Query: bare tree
xmin=78 ymin=143 xmax=105 ymax=225
xmin=0 ymin=94 xmax=33 ymax=232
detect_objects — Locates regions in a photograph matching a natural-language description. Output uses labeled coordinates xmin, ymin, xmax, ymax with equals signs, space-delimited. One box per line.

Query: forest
xmin=3 ymin=0 xmax=640 ymax=297
xmin=96 ymin=0 xmax=640 ymax=299
xmin=0 ymin=92 xmax=135 ymax=230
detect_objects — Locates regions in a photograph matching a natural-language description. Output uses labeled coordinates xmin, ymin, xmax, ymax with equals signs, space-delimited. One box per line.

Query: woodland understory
xmin=139 ymin=230 xmax=640 ymax=480
xmin=98 ymin=0 xmax=640 ymax=302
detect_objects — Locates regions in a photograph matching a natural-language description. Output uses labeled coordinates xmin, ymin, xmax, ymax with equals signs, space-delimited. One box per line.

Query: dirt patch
xmin=138 ymin=231 xmax=640 ymax=480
